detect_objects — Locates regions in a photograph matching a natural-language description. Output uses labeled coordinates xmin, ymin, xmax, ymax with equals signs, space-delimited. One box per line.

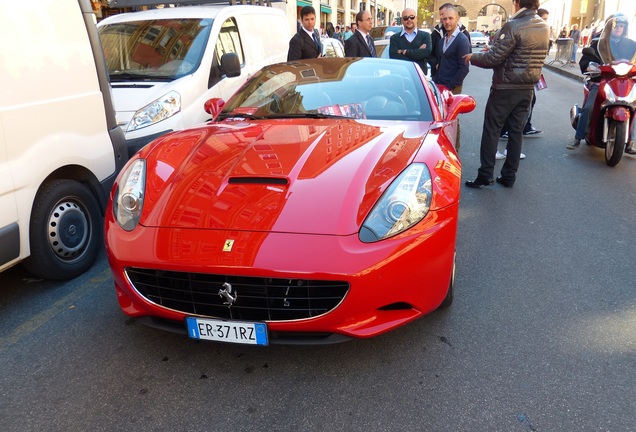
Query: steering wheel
xmin=374 ymin=90 xmax=407 ymax=107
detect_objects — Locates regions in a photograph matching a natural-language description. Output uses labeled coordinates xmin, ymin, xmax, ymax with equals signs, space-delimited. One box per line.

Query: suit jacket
xmin=287 ymin=29 xmax=321 ymax=61
xmin=344 ymin=30 xmax=376 ymax=57
xmin=434 ymin=31 xmax=471 ymax=90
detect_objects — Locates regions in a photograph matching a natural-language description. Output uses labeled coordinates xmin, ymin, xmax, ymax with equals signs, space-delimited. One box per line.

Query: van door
xmin=210 ymin=17 xmax=247 ymax=100
xmin=0 ymin=121 xmax=20 ymax=267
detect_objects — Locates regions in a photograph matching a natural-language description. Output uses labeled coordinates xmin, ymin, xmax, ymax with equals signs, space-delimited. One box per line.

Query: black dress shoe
xmin=465 ymin=177 xmax=494 ymax=188
xmin=496 ymin=176 xmax=514 ymax=188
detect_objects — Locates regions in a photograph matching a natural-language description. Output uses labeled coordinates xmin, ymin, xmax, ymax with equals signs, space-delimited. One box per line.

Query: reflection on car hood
xmin=139 ymin=119 xmax=442 ymax=235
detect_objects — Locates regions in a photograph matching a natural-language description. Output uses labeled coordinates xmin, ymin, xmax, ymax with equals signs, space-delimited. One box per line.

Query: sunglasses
xmin=402 ymin=15 xmax=416 ymax=21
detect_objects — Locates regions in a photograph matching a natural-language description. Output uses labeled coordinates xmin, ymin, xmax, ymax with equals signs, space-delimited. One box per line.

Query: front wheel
xmin=23 ymin=180 xmax=103 ymax=280
xmin=605 ymin=120 xmax=627 ymax=167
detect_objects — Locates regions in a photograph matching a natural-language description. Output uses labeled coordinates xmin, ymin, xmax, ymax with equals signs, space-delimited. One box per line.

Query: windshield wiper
xmin=109 ymin=72 xmax=172 ymax=82
xmin=265 ymin=113 xmax=348 ymax=119
xmin=216 ymin=113 xmax=267 ymax=120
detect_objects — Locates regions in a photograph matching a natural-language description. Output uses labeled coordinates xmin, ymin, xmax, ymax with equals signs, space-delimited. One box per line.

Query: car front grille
xmin=126 ymin=268 xmax=349 ymax=321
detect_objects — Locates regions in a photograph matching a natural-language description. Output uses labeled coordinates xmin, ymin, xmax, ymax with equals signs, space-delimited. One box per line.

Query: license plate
xmin=186 ymin=317 xmax=268 ymax=346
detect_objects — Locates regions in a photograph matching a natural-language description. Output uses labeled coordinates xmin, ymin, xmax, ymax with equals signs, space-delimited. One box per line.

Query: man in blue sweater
xmin=388 ymin=8 xmax=432 ymax=74
xmin=433 ymin=5 xmax=471 ymax=94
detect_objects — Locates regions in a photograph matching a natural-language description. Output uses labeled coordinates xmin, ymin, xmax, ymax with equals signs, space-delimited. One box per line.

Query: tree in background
xmin=417 ymin=0 xmax=435 ymax=29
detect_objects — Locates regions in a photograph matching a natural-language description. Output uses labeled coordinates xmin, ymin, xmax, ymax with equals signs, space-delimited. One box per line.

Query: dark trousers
xmin=477 ymin=88 xmax=534 ymax=181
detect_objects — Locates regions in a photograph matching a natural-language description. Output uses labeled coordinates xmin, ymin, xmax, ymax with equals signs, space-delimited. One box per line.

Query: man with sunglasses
xmin=389 ymin=9 xmax=432 ymax=75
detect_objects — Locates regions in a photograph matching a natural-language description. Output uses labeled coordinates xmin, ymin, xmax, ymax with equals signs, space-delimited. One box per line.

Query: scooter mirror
xmin=586 ymin=62 xmax=601 ymax=77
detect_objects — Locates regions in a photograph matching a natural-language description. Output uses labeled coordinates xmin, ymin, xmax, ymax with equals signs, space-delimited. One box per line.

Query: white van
xmin=97 ymin=5 xmax=290 ymax=156
xmin=0 ymin=0 xmax=127 ymax=279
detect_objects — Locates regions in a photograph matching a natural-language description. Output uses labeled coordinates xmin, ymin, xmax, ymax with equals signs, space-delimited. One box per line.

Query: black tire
xmin=605 ymin=120 xmax=627 ymax=167
xmin=23 ymin=179 xmax=103 ymax=280
xmin=439 ymin=254 xmax=455 ymax=309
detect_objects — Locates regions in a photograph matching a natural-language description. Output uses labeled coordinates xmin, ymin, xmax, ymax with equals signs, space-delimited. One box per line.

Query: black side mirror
xmin=220 ymin=53 xmax=241 ymax=78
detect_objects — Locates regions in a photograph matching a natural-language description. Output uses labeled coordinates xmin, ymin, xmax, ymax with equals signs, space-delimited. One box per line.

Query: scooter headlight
xmin=611 ymin=63 xmax=633 ymax=77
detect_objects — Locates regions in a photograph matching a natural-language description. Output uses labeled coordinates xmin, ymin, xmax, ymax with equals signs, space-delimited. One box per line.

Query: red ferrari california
xmin=105 ymin=57 xmax=475 ymax=345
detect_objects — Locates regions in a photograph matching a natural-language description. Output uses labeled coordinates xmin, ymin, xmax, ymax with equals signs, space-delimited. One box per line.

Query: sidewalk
xmin=543 ymin=46 xmax=585 ymax=82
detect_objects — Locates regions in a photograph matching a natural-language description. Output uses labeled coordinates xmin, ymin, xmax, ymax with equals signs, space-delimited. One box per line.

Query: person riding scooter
xmin=567 ymin=14 xmax=636 ymax=153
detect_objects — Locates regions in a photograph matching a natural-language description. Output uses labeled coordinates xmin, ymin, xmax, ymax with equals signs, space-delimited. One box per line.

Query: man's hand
xmin=463 ymin=53 xmax=472 ymax=64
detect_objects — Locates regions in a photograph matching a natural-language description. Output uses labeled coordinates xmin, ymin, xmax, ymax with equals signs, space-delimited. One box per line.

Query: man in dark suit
xmin=344 ymin=10 xmax=376 ymax=58
xmin=287 ymin=6 xmax=321 ymax=61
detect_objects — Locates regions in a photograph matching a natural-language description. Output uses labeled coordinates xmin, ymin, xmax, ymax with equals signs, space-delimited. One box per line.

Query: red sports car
xmin=105 ymin=57 xmax=475 ymax=345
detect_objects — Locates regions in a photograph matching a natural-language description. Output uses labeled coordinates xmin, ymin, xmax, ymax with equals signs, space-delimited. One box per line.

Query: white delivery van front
xmin=98 ymin=5 xmax=290 ymax=157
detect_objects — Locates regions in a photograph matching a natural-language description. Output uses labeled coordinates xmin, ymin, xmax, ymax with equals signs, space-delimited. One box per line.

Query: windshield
xmin=98 ymin=18 xmax=213 ymax=81
xmin=598 ymin=17 xmax=636 ymax=64
xmin=219 ymin=58 xmax=433 ymax=122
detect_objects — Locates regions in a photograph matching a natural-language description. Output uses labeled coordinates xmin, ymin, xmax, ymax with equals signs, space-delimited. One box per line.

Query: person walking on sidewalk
xmin=569 ymin=24 xmax=581 ymax=63
xmin=463 ymin=0 xmax=549 ymax=189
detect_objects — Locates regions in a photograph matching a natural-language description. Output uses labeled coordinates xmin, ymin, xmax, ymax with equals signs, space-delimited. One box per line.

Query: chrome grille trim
xmin=125 ymin=268 xmax=349 ymax=321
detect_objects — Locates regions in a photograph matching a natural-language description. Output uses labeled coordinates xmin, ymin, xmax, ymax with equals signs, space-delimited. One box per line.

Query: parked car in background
xmin=321 ymin=37 xmax=345 ymax=57
xmin=469 ymin=31 xmax=490 ymax=48
xmin=370 ymin=25 xmax=402 ymax=40
xmin=105 ymin=57 xmax=476 ymax=345
xmin=97 ymin=5 xmax=290 ymax=157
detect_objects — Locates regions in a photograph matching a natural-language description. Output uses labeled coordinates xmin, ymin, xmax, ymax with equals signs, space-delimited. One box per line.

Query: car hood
xmin=138 ymin=118 xmax=457 ymax=235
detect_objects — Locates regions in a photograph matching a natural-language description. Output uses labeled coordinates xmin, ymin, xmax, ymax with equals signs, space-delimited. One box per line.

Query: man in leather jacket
xmin=463 ymin=0 xmax=549 ymax=188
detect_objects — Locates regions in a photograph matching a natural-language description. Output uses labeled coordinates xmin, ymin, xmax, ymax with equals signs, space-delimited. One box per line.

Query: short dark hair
xmin=519 ymin=0 xmax=540 ymax=9
xmin=355 ymin=11 xmax=368 ymax=25
xmin=300 ymin=6 xmax=316 ymax=18
xmin=439 ymin=2 xmax=453 ymax=10
xmin=537 ymin=8 xmax=548 ymax=16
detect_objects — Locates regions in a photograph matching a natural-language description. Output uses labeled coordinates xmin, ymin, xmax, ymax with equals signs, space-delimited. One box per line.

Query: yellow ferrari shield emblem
xmin=223 ymin=239 xmax=234 ymax=252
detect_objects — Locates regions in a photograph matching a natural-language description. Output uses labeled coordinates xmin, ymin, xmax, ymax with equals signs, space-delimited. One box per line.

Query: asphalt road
xmin=2 ymin=64 xmax=636 ymax=432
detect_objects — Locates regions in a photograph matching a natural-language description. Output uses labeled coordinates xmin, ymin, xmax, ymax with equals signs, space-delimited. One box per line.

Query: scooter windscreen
xmin=597 ymin=17 xmax=636 ymax=64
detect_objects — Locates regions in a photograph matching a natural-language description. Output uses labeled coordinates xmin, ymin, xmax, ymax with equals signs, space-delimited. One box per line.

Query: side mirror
xmin=204 ymin=98 xmax=225 ymax=119
xmin=586 ymin=61 xmax=601 ymax=77
xmin=445 ymin=94 xmax=476 ymax=120
xmin=220 ymin=52 xmax=241 ymax=78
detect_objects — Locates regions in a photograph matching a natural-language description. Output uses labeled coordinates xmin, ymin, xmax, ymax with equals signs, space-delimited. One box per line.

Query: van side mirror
xmin=220 ymin=53 xmax=241 ymax=78
xmin=204 ymin=98 xmax=225 ymax=119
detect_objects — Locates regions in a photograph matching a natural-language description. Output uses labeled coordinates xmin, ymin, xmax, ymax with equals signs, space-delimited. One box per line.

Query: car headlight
xmin=359 ymin=163 xmax=432 ymax=243
xmin=127 ymin=91 xmax=181 ymax=132
xmin=114 ymin=159 xmax=146 ymax=231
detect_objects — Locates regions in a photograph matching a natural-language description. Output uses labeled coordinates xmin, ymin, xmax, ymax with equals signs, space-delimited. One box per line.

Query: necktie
xmin=313 ymin=32 xmax=321 ymax=51
xmin=366 ymin=35 xmax=376 ymax=57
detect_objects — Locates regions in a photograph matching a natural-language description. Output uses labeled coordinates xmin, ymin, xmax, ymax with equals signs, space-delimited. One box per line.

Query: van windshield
xmin=99 ymin=18 xmax=213 ymax=81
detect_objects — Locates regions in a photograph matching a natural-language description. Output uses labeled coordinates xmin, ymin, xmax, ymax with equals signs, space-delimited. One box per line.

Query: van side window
xmin=209 ymin=18 xmax=244 ymax=88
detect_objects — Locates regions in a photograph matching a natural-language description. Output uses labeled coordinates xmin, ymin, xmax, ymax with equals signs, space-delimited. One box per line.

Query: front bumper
xmin=105 ymin=205 xmax=458 ymax=342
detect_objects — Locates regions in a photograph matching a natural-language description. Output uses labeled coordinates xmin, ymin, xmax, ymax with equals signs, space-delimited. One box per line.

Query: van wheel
xmin=23 ymin=180 xmax=102 ymax=280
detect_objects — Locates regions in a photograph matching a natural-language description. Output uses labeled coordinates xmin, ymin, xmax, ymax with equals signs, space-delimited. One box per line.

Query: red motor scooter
xmin=570 ymin=16 xmax=636 ymax=167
